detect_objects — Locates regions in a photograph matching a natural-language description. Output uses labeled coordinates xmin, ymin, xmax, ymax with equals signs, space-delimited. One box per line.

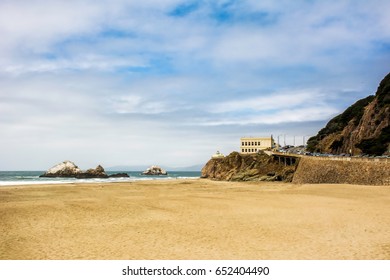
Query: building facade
xmin=240 ymin=136 xmax=275 ymax=154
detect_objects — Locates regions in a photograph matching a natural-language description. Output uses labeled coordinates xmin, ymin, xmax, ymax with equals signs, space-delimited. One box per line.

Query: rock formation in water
xmin=108 ymin=173 xmax=130 ymax=178
xmin=201 ymin=151 xmax=296 ymax=182
xmin=142 ymin=166 xmax=168 ymax=175
xmin=307 ymin=72 xmax=390 ymax=155
xmin=39 ymin=160 xmax=83 ymax=177
xmin=39 ymin=161 xmax=129 ymax=179
xmin=75 ymin=165 xmax=109 ymax=178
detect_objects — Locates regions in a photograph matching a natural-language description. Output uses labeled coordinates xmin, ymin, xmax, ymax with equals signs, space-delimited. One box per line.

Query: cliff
xmin=307 ymin=72 xmax=390 ymax=155
xmin=201 ymin=151 xmax=296 ymax=182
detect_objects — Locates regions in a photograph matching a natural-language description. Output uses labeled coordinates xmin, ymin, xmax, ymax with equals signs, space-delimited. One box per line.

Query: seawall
xmin=292 ymin=156 xmax=390 ymax=185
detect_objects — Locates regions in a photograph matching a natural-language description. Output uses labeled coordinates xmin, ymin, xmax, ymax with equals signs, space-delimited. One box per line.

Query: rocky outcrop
xmin=108 ymin=173 xmax=129 ymax=178
xmin=142 ymin=166 xmax=168 ymax=175
xmin=201 ymin=151 xmax=297 ymax=182
xmin=307 ymin=72 xmax=390 ymax=155
xmin=40 ymin=161 xmax=109 ymax=178
xmin=75 ymin=165 xmax=108 ymax=178
xmin=40 ymin=160 xmax=82 ymax=177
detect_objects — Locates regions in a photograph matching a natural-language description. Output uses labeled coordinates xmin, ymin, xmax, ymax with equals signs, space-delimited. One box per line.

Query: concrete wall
xmin=292 ymin=156 xmax=390 ymax=185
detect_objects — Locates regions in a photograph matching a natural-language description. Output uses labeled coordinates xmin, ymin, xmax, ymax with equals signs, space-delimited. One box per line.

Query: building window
xmin=242 ymin=142 xmax=244 ymax=146
xmin=251 ymin=142 xmax=254 ymax=146
xmin=242 ymin=149 xmax=244 ymax=152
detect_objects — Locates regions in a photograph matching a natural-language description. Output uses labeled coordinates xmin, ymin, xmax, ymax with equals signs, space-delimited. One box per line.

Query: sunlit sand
xmin=1 ymin=179 xmax=389 ymax=260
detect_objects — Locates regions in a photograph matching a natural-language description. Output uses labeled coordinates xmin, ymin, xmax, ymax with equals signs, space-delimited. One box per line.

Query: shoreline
xmin=0 ymin=177 xmax=200 ymax=187
xmin=1 ymin=179 xmax=389 ymax=260
xmin=0 ymin=170 xmax=201 ymax=187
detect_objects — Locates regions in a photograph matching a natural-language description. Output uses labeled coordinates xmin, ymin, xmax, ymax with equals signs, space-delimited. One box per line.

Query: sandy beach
xmin=1 ymin=179 xmax=389 ymax=260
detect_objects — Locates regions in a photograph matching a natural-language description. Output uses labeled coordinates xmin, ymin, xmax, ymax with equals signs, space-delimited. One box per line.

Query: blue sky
xmin=1 ymin=0 xmax=390 ymax=170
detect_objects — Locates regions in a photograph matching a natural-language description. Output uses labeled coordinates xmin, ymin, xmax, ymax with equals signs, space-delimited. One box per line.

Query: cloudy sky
xmin=1 ymin=0 xmax=390 ymax=170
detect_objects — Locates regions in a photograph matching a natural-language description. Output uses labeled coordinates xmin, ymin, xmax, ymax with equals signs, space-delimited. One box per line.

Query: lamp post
xmin=277 ymin=134 xmax=283 ymax=150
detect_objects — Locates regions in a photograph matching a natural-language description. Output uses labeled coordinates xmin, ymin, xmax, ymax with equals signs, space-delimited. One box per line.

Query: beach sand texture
xmin=1 ymin=179 xmax=389 ymax=260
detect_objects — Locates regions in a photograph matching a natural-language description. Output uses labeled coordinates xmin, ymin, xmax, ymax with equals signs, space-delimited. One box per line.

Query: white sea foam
xmin=0 ymin=171 xmax=200 ymax=186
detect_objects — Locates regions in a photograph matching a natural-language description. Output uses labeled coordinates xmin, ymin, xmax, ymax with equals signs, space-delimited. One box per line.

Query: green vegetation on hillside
xmin=356 ymin=125 xmax=390 ymax=155
xmin=307 ymin=95 xmax=374 ymax=152
xmin=376 ymin=72 xmax=390 ymax=107
xmin=307 ymin=72 xmax=390 ymax=155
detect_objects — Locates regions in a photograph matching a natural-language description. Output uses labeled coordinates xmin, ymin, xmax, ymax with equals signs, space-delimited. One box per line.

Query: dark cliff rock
xmin=307 ymin=72 xmax=390 ymax=155
xmin=108 ymin=173 xmax=129 ymax=178
xmin=201 ymin=151 xmax=297 ymax=182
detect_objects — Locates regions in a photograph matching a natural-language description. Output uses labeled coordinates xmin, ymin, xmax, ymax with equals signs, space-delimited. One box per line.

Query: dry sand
xmin=1 ymin=179 xmax=389 ymax=260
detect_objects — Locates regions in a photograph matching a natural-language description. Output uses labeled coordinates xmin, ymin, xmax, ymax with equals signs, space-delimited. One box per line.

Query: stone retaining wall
xmin=292 ymin=156 xmax=390 ymax=185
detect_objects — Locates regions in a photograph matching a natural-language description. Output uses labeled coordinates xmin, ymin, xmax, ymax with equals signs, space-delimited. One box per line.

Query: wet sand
xmin=1 ymin=179 xmax=389 ymax=259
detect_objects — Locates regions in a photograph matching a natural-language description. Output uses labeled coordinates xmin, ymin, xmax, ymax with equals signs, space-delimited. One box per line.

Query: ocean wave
xmin=0 ymin=176 xmax=199 ymax=186
xmin=0 ymin=171 xmax=200 ymax=186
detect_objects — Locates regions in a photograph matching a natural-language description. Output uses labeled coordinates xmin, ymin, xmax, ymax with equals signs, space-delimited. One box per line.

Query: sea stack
xmin=39 ymin=160 xmax=82 ymax=177
xmin=142 ymin=166 xmax=168 ymax=175
xmin=75 ymin=165 xmax=109 ymax=179
xmin=40 ymin=161 xmax=109 ymax=178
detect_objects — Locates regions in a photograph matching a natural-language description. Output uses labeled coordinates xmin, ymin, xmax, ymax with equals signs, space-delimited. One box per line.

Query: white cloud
xmin=3 ymin=54 xmax=147 ymax=75
xmin=202 ymin=105 xmax=339 ymax=126
xmin=109 ymin=95 xmax=175 ymax=115
xmin=210 ymin=90 xmax=321 ymax=113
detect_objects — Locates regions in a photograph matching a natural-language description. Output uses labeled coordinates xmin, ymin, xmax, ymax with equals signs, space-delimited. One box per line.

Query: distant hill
xmin=307 ymin=72 xmax=390 ymax=155
xmin=106 ymin=164 xmax=203 ymax=172
xmin=168 ymin=164 xmax=203 ymax=171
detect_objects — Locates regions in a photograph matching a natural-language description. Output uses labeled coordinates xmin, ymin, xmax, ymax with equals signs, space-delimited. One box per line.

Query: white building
xmin=240 ymin=136 xmax=275 ymax=154
xmin=211 ymin=151 xmax=225 ymax=159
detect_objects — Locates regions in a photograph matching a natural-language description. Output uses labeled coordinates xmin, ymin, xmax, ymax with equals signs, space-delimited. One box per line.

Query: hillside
xmin=307 ymin=72 xmax=390 ymax=155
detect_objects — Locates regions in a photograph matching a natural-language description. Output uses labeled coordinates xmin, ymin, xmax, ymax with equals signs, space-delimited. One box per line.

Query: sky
xmin=1 ymin=0 xmax=390 ymax=170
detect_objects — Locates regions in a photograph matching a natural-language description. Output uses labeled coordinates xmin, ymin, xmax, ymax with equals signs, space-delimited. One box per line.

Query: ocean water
xmin=0 ymin=171 xmax=201 ymax=186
